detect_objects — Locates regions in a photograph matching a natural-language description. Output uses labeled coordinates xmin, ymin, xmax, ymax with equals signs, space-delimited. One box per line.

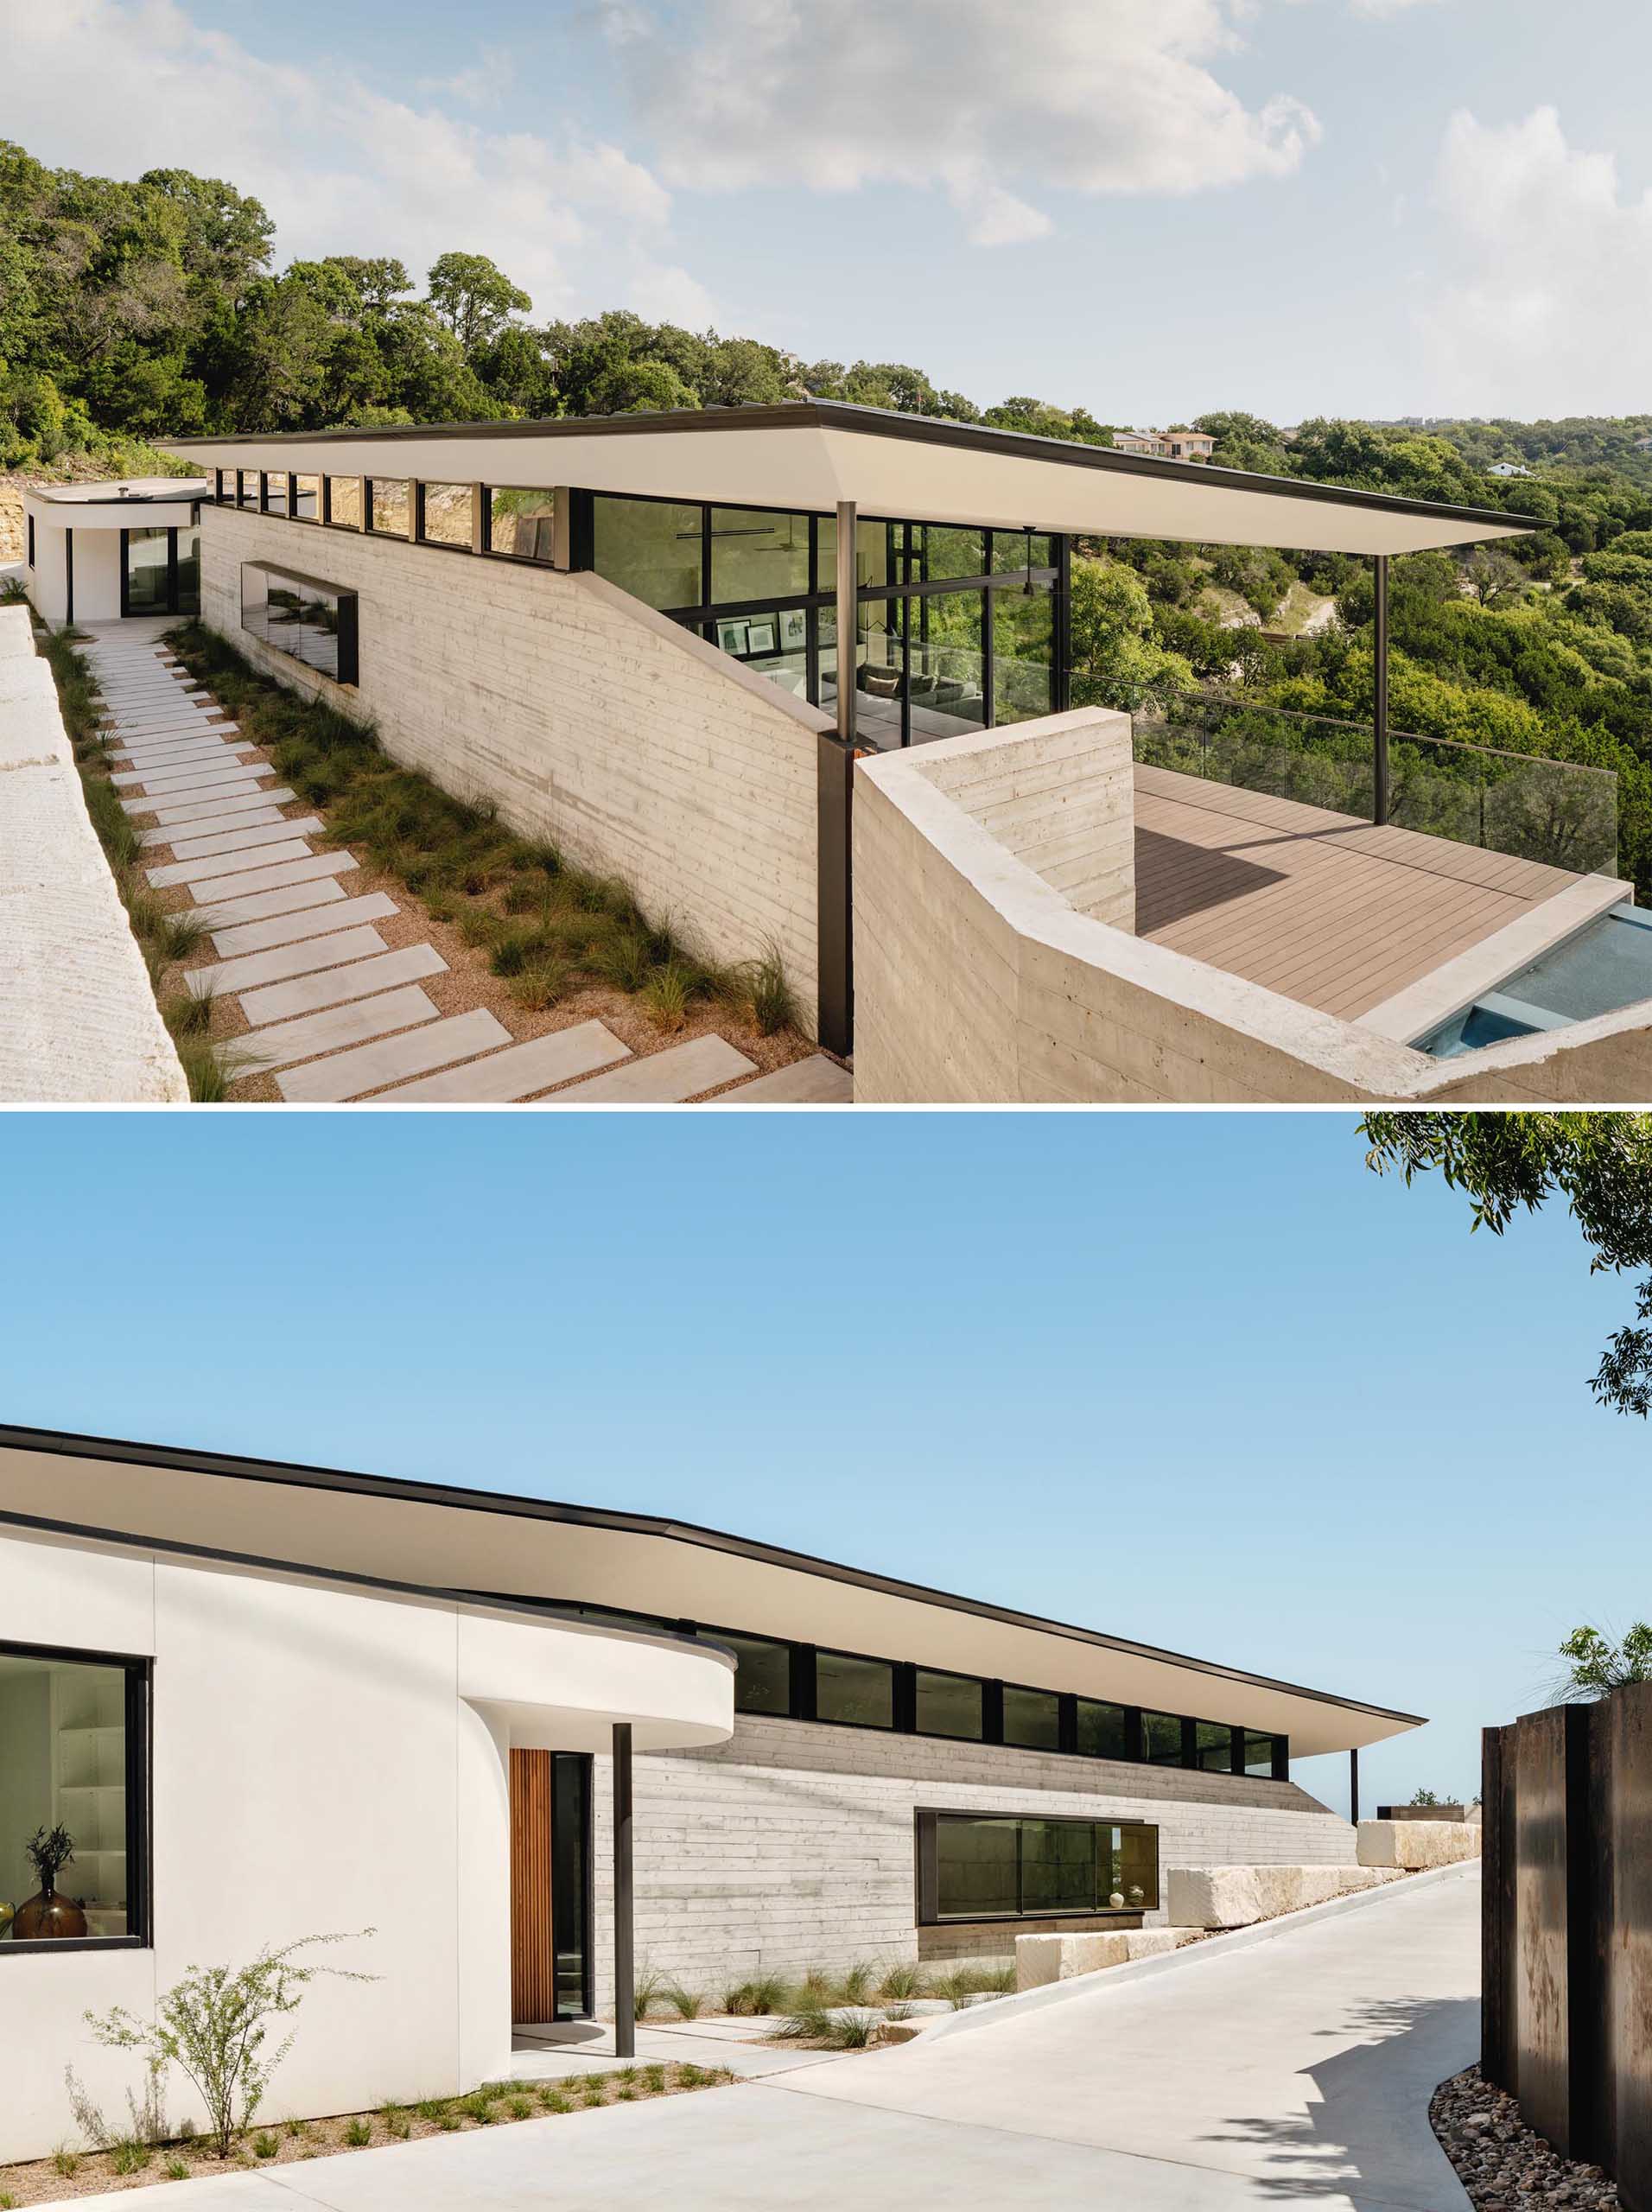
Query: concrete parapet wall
xmin=852 ymin=718 xmax=1652 ymax=1103
xmin=0 ymin=607 xmax=187 ymax=1102
xmin=1357 ymin=1818 xmax=1483 ymax=1871
xmin=198 ymin=508 xmax=828 ymax=1032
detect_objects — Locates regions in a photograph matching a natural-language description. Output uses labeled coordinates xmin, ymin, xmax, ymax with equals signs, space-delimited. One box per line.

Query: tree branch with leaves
xmin=1361 ymin=1111 xmax=1652 ymax=1414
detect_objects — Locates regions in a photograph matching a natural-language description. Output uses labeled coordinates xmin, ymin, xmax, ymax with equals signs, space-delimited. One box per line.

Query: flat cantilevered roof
xmin=0 ymin=1423 xmax=1421 ymax=1756
xmin=162 ymin=399 xmax=1535 ymax=559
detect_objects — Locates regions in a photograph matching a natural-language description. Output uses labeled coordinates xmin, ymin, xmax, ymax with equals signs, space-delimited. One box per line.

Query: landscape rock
xmin=1357 ymin=1819 xmax=1482 ymax=1871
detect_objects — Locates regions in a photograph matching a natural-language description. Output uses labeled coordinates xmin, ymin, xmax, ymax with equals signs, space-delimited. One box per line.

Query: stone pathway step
xmin=276 ymin=1007 xmax=512 ymax=1103
xmin=187 ymin=850 xmax=355 ymax=904
xmin=113 ymin=761 xmax=270 ymax=793
xmin=141 ymin=808 xmax=285 ymax=848
xmin=715 ymin=1054 xmax=853 ymax=1103
xmin=168 ymin=817 xmax=323 ymax=864
xmin=552 ymin=1032 xmax=755 ymax=1103
xmin=193 ymin=877 xmax=350 ymax=930
xmin=238 ymin=984 xmax=442 ymax=1075
xmin=114 ymin=743 xmax=256 ymax=772
xmin=112 ymin=728 xmax=250 ymax=755
xmin=148 ymin=838 xmax=314 ymax=891
xmin=239 ymin=944 xmax=446 ymax=1027
xmin=125 ymin=773 xmax=278 ymax=810
xmin=376 ymin=1020 xmax=632 ymax=1103
xmin=128 ymin=786 xmax=297 ymax=825
xmin=211 ymin=891 xmax=399 ymax=957
xmin=187 ymin=925 xmax=391 ymax=998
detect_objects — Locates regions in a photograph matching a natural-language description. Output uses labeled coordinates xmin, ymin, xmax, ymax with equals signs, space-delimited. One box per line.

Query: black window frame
xmin=810 ymin=1644 xmax=899 ymax=1733
xmin=239 ymin=559 xmax=360 ymax=689
xmin=0 ymin=1637 xmax=152 ymax=1957
xmin=27 ymin=512 xmax=35 ymax=567
xmin=912 ymin=1665 xmax=986 ymax=1744
xmin=915 ymin=1807 xmax=1160 ymax=1925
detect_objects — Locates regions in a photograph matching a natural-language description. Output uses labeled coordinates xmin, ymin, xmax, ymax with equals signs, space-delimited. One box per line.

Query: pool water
xmin=1418 ymin=904 xmax=1652 ymax=1058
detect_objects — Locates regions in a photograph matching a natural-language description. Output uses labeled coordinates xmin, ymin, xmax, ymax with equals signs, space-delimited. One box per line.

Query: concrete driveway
xmin=69 ymin=1865 xmax=1477 ymax=2211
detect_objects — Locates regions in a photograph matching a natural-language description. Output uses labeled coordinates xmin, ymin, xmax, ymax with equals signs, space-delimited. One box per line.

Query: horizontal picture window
xmin=421 ymin=482 xmax=473 ymax=550
xmin=1143 ymin=1711 xmax=1187 ymax=1766
xmin=725 ymin=1632 xmax=791 ymax=1718
xmin=489 ymin=487 xmax=557 ymax=563
xmin=367 ymin=480 xmax=410 ymax=537
xmin=1002 ymin=1685 xmax=1061 ymax=1751
xmin=914 ymin=1669 xmax=982 ymax=1742
xmin=241 ymin=561 xmax=359 ymax=688
xmin=815 ymin=1649 xmax=894 ymax=1730
xmin=920 ymin=1810 xmax=1159 ymax=1923
xmin=327 ymin=477 xmax=362 ymax=530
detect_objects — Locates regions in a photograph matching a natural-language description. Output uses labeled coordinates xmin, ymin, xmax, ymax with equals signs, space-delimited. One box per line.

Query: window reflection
xmin=241 ymin=561 xmax=359 ymax=686
xmin=591 ymin=497 xmax=700 ymax=609
xmin=368 ymin=480 xmax=410 ymax=537
xmin=928 ymin=1814 xmax=1160 ymax=1920
xmin=815 ymin=1650 xmax=894 ymax=1729
xmin=490 ymin=487 xmax=557 ymax=563
xmin=294 ymin=475 xmax=321 ymax=521
xmin=327 ymin=477 xmax=362 ymax=530
xmin=422 ymin=482 xmax=473 ymax=549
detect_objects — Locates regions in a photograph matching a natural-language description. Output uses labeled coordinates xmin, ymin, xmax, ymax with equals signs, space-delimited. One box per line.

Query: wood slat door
xmin=510 ymin=1748 xmax=556 ymax=2023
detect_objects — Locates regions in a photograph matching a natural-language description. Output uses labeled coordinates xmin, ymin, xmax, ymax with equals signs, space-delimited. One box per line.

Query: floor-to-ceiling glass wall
xmin=581 ymin=493 xmax=1062 ymax=749
xmin=124 ymin=526 xmax=170 ymax=615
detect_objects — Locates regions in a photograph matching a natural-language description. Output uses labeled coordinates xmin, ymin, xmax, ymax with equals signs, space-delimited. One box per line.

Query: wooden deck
xmin=1132 ymin=766 xmax=1583 ymax=1020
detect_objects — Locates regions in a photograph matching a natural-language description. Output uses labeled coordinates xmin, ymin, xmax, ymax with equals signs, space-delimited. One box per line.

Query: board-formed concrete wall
xmin=852 ymin=719 xmax=1652 ymax=1105
xmin=199 ymin=507 xmax=829 ymax=1031
xmin=585 ymin=1713 xmax=1354 ymax=1994
xmin=0 ymin=608 xmax=186 ymax=1102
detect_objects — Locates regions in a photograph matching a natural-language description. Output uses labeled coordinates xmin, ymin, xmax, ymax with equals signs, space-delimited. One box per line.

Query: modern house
xmin=17 ymin=400 xmax=1652 ymax=1100
xmin=20 ymin=479 xmax=211 ymax=626
xmin=0 ymin=1421 xmax=1417 ymax=2160
xmin=1113 ymin=429 xmax=1217 ymax=463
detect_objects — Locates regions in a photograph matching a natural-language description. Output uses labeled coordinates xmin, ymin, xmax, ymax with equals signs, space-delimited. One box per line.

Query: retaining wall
xmin=0 ymin=607 xmax=186 ymax=1102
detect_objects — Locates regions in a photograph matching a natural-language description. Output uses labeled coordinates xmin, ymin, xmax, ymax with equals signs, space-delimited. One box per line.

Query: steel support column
xmin=1373 ymin=555 xmax=1390 ymax=826
xmin=1350 ymin=1746 xmax=1361 ymax=1827
xmin=612 ymin=1721 xmax=634 ymax=2059
xmin=835 ymin=500 xmax=857 ymax=747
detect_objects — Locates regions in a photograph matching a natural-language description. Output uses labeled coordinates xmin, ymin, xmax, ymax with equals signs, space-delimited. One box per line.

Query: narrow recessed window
xmin=489 ymin=487 xmax=557 ymax=562
xmin=293 ymin=475 xmax=321 ymax=521
xmin=368 ymin=480 xmax=410 ymax=537
xmin=1196 ymin=1722 xmax=1237 ymax=1773
xmin=914 ymin=1669 xmax=982 ymax=1742
xmin=814 ymin=1650 xmax=894 ymax=1730
xmin=1074 ymin=1699 xmax=1133 ymax=1760
xmin=26 ymin=514 xmax=35 ymax=568
xmin=264 ymin=474 xmax=289 ymax=518
xmin=421 ymin=482 xmax=474 ymax=549
xmin=1245 ymin=1732 xmax=1283 ymax=1778
xmin=327 ymin=478 xmax=362 ymax=531
xmin=1001 ymin=1685 xmax=1061 ymax=1751
xmin=723 ymin=1633 xmax=791 ymax=1718
xmin=1143 ymin=1711 xmax=1186 ymax=1766
xmin=241 ymin=562 xmax=359 ymax=688
xmin=0 ymin=1643 xmax=147 ymax=1949
xmin=238 ymin=471 xmax=260 ymax=509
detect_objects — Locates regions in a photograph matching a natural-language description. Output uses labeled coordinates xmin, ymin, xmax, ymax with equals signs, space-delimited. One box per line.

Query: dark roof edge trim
xmin=0 ymin=1500 xmax=735 ymax=1669
xmin=0 ymin=1423 xmax=1424 ymax=1730
xmin=161 ymin=400 xmax=1539 ymax=536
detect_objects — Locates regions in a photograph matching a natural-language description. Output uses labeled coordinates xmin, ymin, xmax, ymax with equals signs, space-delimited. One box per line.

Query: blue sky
xmin=7 ymin=0 xmax=1651 ymax=422
xmin=0 ymin=1109 xmax=1641 ymax=1818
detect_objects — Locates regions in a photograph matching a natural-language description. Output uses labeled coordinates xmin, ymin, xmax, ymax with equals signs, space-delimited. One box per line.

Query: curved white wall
xmin=0 ymin=1529 xmax=729 ymax=2162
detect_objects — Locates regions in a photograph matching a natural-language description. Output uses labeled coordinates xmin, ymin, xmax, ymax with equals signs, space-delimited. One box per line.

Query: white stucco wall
xmin=582 ymin=1713 xmax=1354 ymax=2000
xmin=852 ymin=719 xmax=1652 ymax=1104
xmin=0 ymin=1529 xmax=730 ymax=2163
xmin=197 ymin=506 xmax=829 ymax=1031
xmin=0 ymin=608 xmax=187 ymax=1103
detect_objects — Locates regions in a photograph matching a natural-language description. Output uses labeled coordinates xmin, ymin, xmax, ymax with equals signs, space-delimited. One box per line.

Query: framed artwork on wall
xmin=716 ymin=620 xmax=749 ymax=655
xmin=746 ymin=619 xmax=778 ymax=655
xmin=778 ymin=608 xmax=807 ymax=651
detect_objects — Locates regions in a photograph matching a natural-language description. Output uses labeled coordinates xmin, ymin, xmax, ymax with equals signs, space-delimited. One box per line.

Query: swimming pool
xmin=1417 ymin=903 xmax=1652 ymax=1058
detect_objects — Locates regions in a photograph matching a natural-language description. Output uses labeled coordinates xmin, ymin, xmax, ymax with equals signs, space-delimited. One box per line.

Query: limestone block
xmin=1014 ymin=1930 xmax=1133 ymax=1990
xmin=1357 ymin=1820 xmax=1482 ymax=1871
xmin=1167 ymin=1865 xmax=1347 ymax=1928
xmin=1123 ymin=1929 xmax=1200 ymax=1960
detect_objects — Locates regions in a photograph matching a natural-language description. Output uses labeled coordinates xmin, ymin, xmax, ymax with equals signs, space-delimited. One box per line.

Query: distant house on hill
xmin=1114 ymin=429 xmax=1217 ymax=464
xmin=1487 ymin=461 xmax=1533 ymax=480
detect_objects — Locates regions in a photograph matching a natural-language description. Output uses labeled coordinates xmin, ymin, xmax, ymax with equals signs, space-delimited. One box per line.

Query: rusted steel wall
xmin=1484 ymin=1684 xmax=1652 ymax=2210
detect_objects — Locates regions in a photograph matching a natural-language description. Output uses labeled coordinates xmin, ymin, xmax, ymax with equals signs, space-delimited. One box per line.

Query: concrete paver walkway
xmin=61 ymin=1864 xmax=1477 ymax=2211
xmin=77 ymin=626 xmax=853 ymax=1104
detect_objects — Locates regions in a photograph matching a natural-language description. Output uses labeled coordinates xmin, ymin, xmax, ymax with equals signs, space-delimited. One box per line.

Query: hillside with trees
xmin=5 ymin=138 xmax=1651 ymax=889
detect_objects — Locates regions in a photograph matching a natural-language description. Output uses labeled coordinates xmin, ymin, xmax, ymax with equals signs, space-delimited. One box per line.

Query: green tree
xmin=1557 ymin=1623 xmax=1652 ymax=1696
xmin=425 ymin=251 xmax=531 ymax=352
xmin=1361 ymin=1112 xmax=1652 ymax=1414
xmin=1067 ymin=557 xmax=1194 ymax=709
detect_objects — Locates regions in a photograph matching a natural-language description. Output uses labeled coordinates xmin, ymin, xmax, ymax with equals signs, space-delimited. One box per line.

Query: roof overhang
xmin=0 ymin=1426 xmax=1422 ymax=1756
xmin=161 ymin=402 xmax=1535 ymax=559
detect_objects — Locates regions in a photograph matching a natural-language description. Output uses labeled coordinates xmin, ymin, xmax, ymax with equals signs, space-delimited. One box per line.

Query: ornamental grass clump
xmin=83 ymin=1930 xmax=376 ymax=2161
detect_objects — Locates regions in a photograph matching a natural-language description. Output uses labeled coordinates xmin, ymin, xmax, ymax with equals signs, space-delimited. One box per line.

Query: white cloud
xmin=613 ymin=0 xmax=1321 ymax=246
xmin=0 ymin=0 xmax=714 ymax=326
xmin=1349 ymin=0 xmax=1446 ymax=14
xmin=1422 ymin=106 xmax=1652 ymax=415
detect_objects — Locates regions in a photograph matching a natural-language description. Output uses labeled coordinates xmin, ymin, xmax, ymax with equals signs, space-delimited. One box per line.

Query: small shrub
xmin=437 ymin=2109 xmax=461 ymax=2132
xmin=162 ymin=984 xmax=216 ymax=1039
xmin=615 ymin=2083 xmax=638 ymax=2101
xmin=839 ymin=1962 xmax=875 ymax=2005
xmin=385 ymin=2111 xmax=410 ymax=2139
xmin=0 ymin=2190 xmax=14 ymax=2208
xmin=641 ymin=957 xmax=696 ymax=1032
xmin=501 ymin=878 xmax=543 ymax=916
xmin=488 ymin=925 xmax=545 ymax=978
xmin=677 ymin=2064 xmax=705 ymax=2088
xmin=664 ymin=1984 xmax=705 ymax=2020
xmin=744 ymin=942 xmax=797 ymax=1035
xmin=632 ymin=1967 xmax=668 ymax=2021
xmin=343 ymin=2118 xmax=372 ymax=2146
xmin=52 ymin=2145 xmax=80 ymax=2177
xmin=506 ymin=2095 xmax=533 ymax=2120
xmin=642 ymin=2065 xmax=666 ymax=2094
xmin=877 ymin=1962 xmax=924 ymax=2001
xmin=539 ymin=2089 xmax=569 ymax=2114
xmin=510 ymin=955 xmax=573 ymax=1013
xmin=884 ymin=2001 xmax=915 ymax=2023
xmin=829 ymin=2009 xmax=878 ymax=2050
xmin=164 ymin=2158 xmax=191 ymax=2180
xmin=413 ymin=2099 xmax=447 ymax=2125
xmin=252 ymin=2131 xmax=279 ymax=2158
xmin=590 ymin=927 xmax=654 ymax=995
xmin=110 ymin=2141 xmax=151 ymax=2175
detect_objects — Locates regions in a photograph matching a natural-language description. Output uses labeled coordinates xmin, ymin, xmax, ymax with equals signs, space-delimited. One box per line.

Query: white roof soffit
xmin=161 ymin=402 xmax=1535 ymax=559
xmin=0 ymin=1429 xmax=1421 ymax=1757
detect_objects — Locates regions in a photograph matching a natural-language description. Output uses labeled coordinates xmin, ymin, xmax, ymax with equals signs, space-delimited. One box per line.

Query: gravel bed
xmin=1432 ymin=2066 xmax=1619 ymax=2209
